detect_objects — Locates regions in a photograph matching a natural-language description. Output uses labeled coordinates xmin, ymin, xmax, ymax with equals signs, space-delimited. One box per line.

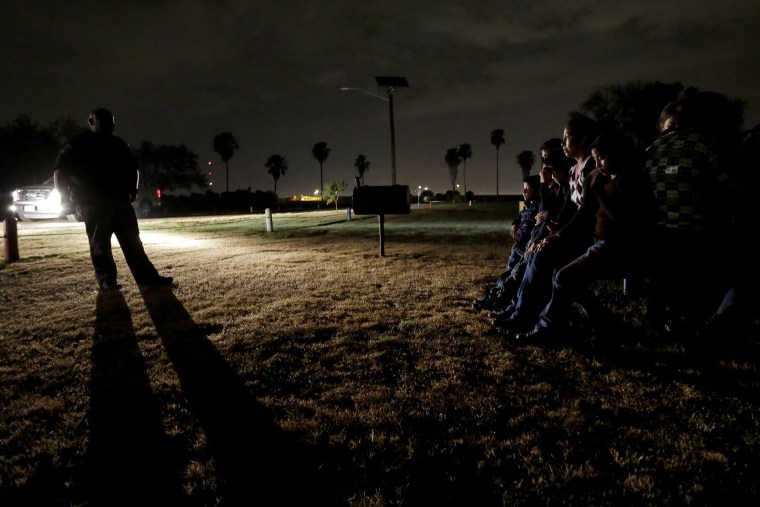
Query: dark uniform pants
xmin=79 ymin=200 xmax=161 ymax=286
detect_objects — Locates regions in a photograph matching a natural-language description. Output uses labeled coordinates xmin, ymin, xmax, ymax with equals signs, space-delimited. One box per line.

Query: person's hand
xmin=129 ymin=189 xmax=138 ymax=203
xmin=509 ymin=224 xmax=517 ymax=239
xmin=535 ymin=210 xmax=548 ymax=225
xmin=546 ymin=220 xmax=559 ymax=234
xmin=539 ymin=233 xmax=559 ymax=249
xmin=525 ymin=239 xmax=544 ymax=257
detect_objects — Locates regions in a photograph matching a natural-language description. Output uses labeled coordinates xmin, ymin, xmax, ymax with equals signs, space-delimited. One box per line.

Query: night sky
xmin=2 ymin=1 xmax=759 ymax=197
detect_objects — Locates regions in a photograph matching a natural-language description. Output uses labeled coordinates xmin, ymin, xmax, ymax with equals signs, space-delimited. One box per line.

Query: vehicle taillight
xmin=156 ymin=189 xmax=162 ymax=199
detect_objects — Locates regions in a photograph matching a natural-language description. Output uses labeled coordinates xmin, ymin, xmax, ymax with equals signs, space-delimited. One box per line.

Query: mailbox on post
xmin=352 ymin=185 xmax=411 ymax=216
xmin=352 ymin=183 xmax=411 ymax=257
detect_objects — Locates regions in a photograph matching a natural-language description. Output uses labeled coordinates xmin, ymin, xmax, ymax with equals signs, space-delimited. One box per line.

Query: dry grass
xmin=1 ymin=202 xmax=759 ymax=506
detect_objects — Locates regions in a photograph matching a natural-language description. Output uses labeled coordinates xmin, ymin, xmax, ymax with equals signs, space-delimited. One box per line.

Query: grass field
xmin=1 ymin=202 xmax=759 ymax=506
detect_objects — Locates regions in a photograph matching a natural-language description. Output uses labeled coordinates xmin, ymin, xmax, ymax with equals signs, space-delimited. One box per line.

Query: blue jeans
xmin=535 ymin=240 xmax=630 ymax=331
xmin=507 ymin=237 xmax=591 ymax=324
xmin=495 ymin=243 xmax=526 ymax=290
xmin=505 ymin=243 xmax=526 ymax=273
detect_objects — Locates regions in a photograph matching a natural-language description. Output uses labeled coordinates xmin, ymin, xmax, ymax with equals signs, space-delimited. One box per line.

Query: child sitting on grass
xmin=473 ymin=174 xmax=541 ymax=311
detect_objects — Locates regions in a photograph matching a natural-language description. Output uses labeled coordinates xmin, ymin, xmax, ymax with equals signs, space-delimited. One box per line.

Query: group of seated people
xmin=473 ymin=92 xmax=757 ymax=346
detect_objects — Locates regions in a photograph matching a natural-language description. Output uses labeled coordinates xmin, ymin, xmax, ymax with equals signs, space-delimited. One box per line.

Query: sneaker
xmin=139 ymin=275 xmax=174 ymax=287
xmin=472 ymin=296 xmax=495 ymax=311
xmin=473 ymin=287 xmax=504 ymax=311
xmin=100 ymin=279 xmax=122 ymax=290
xmin=514 ymin=326 xmax=560 ymax=344
xmin=492 ymin=314 xmax=531 ymax=333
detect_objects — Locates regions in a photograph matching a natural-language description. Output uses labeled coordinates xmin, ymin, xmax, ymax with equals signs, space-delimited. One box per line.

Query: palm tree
xmin=354 ymin=154 xmax=370 ymax=186
xmin=516 ymin=150 xmax=536 ymax=179
xmin=213 ymin=132 xmax=238 ymax=193
xmin=265 ymin=154 xmax=288 ymax=196
xmin=445 ymin=147 xmax=461 ymax=192
xmin=490 ymin=129 xmax=506 ymax=199
xmin=311 ymin=142 xmax=330 ymax=201
xmin=457 ymin=143 xmax=472 ymax=198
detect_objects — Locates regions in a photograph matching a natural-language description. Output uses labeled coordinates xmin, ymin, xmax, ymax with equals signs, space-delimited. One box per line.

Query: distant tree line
xmin=0 ymin=115 xmax=209 ymax=197
xmin=0 ymin=115 xmax=81 ymax=192
xmin=2 ymin=80 xmax=754 ymax=211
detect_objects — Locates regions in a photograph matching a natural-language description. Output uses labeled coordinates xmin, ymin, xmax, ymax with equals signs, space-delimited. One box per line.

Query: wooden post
xmin=378 ymin=214 xmax=385 ymax=257
xmin=4 ymin=217 xmax=19 ymax=263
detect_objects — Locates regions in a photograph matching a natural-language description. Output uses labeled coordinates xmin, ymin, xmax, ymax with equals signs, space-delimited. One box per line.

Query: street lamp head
xmin=339 ymin=86 xmax=389 ymax=102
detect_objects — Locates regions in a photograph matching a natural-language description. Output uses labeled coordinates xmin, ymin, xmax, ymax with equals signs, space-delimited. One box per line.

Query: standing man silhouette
xmin=54 ymin=107 xmax=173 ymax=290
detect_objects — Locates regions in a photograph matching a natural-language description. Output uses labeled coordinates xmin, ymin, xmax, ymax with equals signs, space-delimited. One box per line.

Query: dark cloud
xmin=2 ymin=1 xmax=759 ymax=196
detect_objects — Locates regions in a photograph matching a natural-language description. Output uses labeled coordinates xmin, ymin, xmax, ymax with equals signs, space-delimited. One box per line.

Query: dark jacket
xmin=54 ymin=130 xmax=138 ymax=204
xmin=531 ymin=180 xmax=574 ymax=243
xmin=593 ymin=168 xmax=657 ymax=246
xmin=512 ymin=198 xmax=541 ymax=249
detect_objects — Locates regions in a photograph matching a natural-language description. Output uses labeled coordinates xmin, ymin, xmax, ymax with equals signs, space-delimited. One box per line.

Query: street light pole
xmin=340 ymin=87 xmax=396 ymax=185
xmin=387 ymin=87 xmax=397 ymax=186
xmin=339 ymin=76 xmax=408 ymax=186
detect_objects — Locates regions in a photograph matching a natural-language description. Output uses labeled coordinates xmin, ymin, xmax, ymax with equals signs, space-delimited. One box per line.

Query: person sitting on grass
xmin=473 ymin=174 xmax=541 ymax=311
xmin=532 ymin=138 xmax=567 ymax=249
xmin=493 ymin=114 xmax=600 ymax=333
xmin=479 ymin=148 xmax=576 ymax=314
xmin=513 ymin=130 xmax=657 ymax=343
xmin=645 ymin=91 xmax=742 ymax=338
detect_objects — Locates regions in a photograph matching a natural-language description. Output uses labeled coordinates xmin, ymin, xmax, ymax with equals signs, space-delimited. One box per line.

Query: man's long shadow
xmin=139 ymin=286 xmax=344 ymax=505
xmin=87 ymin=289 xmax=187 ymax=506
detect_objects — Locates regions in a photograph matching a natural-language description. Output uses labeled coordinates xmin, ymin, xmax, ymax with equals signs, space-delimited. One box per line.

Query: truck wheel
xmin=137 ymin=199 xmax=152 ymax=218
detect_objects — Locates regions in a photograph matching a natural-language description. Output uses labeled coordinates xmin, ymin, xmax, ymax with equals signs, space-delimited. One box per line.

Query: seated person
xmin=494 ymin=115 xmax=600 ymax=332
xmin=475 ymin=149 xmax=574 ymax=312
xmin=514 ymin=130 xmax=657 ymax=343
xmin=473 ymin=174 xmax=540 ymax=311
